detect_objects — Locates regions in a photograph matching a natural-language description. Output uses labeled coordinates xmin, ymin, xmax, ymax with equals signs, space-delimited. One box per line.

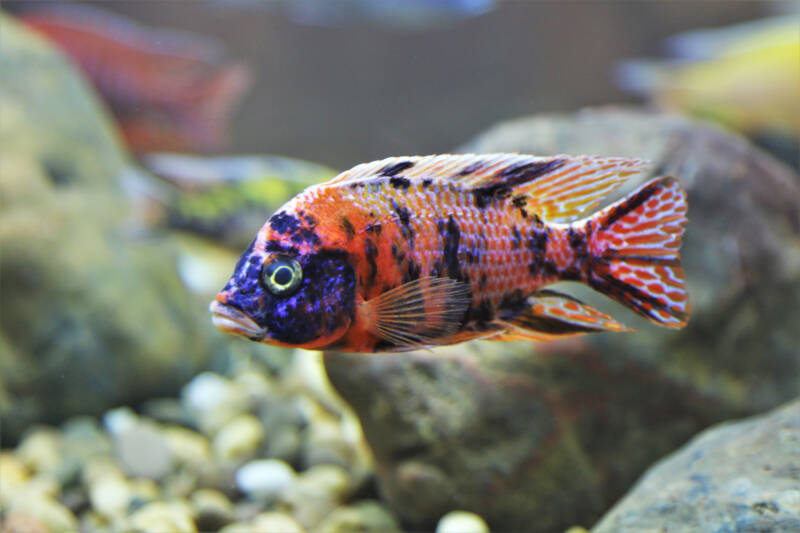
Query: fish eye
xmin=261 ymin=256 xmax=303 ymax=296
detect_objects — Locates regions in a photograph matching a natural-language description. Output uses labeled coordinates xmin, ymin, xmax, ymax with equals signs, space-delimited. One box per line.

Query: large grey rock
xmin=325 ymin=108 xmax=800 ymax=532
xmin=0 ymin=15 xmax=225 ymax=442
xmin=594 ymin=397 xmax=800 ymax=532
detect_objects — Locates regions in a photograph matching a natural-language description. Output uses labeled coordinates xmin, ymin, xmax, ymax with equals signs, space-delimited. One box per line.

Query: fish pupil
xmin=273 ymin=266 xmax=293 ymax=286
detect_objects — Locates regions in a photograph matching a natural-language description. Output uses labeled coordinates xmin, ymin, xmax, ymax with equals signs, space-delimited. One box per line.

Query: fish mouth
xmin=209 ymin=300 xmax=266 ymax=339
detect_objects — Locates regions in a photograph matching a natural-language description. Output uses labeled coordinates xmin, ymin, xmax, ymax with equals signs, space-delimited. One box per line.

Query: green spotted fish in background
xmin=141 ymin=153 xmax=338 ymax=250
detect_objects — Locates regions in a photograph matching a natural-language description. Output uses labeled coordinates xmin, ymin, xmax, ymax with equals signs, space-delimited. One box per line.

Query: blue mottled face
xmin=211 ymin=239 xmax=357 ymax=347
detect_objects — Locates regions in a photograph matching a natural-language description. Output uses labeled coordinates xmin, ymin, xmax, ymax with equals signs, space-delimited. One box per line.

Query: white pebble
xmin=103 ymin=407 xmax=138 ymax=436
xmin=115 ymin=422 xmax=173 ymax=480
xmin=435 ymin=510 xmax=491 ymax=533
xmin=182 ymin=373 xmax=234 ymax=412
xmin=236 ymin=459 xmax=297 ymax=500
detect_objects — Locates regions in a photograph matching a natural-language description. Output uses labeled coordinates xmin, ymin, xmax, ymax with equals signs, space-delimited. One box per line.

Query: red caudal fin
xmin=587 ymin=176 xmax=690 ymax=328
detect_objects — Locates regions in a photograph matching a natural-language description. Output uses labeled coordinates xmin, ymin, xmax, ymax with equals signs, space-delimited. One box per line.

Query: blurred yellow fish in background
xmin=617 ymin=16 xmax=800 ymax=142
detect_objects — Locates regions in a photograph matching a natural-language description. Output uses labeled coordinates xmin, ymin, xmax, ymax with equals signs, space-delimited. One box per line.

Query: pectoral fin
xmin=360 ymin=276 xmax=471 ymax=349
xmin=496 ymin=289 xmax=629 ymax=340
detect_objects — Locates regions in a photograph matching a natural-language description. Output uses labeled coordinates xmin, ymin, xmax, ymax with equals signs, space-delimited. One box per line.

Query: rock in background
xmin=594 ymin=396 xmax=800 ymax=533
xmin=324 ymin=108 xmax=800 ymax=532
xmin=0 ymin=14 xmax=225 ymax=442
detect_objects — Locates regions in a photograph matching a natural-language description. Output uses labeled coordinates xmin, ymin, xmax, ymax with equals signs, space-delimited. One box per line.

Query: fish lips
xmin=209 ymin=299 xmax=266 ymax=339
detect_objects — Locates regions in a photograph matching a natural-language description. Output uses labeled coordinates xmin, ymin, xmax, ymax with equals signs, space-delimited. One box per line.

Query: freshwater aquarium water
xmin=1 ymin=1 xmax=798 ymax=532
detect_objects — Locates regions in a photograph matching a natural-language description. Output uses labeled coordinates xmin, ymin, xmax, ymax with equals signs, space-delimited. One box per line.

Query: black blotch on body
xmin=422 ymin=178 xmax=433 ymax=189
xmin=467 ymin=299 xmax=494 ymax=329
xmin=499 ymin=290 xmax=527 ymax=314
xmin=403 ymin=259 xmax=421 ymax=283
xmin=511 ymin=226 xmax=521 ymax=250
xmin=394 ymin=203 xmax=414 ymax=245
xmin=365 ymin=223 xmax=382 ymax=235
xmin=389 ymin=176 xmax=412 ymax=190
xmin=442 ymin=216 xmax=462 ymax=280
xmin=391 ymin=242 xmax=405 ymax=267
xmin=265 ymin=240 xmax=299 ymax=255
xmin=365 ymin=238 xmax=378 ymax=288
xmin=379 ymin=161 xmax=415 ymax=177
xmin=340 ymin=217 xmax=356 ymax=241
xmin=269 ymin=212 xmax=301 ymax=235
xmin=526 ymin=228 xmax=549 ymax=274
xmin=291 ymin=227 xmax=321 ymax=246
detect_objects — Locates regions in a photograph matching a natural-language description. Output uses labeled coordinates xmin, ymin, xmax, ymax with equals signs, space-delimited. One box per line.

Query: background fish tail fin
xmin=586 ymin=176 xmax=690 ymax=328
xmin=181 ymin=63 xmax=252 ymax=152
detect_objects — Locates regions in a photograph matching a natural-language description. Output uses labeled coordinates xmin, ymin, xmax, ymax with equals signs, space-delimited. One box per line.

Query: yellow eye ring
xmin=261 ymin=256 xmax=303 ymax=296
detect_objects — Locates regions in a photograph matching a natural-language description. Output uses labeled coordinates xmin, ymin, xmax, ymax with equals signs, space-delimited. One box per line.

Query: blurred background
xmin=7 ymin=0 xmax=797 ymax=166
xmin=1 ymin=1 xmax=798 ymax=533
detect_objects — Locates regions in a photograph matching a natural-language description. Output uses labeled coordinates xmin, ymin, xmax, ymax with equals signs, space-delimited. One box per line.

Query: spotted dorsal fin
xmin=327 ymin=154 xmax=650 ymax=223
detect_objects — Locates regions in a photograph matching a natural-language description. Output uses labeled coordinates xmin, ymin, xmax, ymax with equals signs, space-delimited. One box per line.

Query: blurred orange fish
xmin=18 ymin=3 xmax=251 ymax=154
xmin=211 ymin=154 xmax=690 ymax=353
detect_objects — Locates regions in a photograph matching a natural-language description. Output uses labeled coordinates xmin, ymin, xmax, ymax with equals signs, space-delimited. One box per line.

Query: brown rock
xmin=324 ymin=108 xmax=800 ymax=532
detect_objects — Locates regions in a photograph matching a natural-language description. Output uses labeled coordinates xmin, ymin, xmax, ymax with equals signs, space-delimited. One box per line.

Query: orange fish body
xmin=211 ymin=154 xmax=689 ymax=353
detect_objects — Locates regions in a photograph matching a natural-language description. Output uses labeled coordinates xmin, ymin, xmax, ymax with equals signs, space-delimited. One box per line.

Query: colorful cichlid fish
xmin=17 ymin=3 xmax=250 ymax=154
xmin=211 ymin=154 xmax=689 ymax=352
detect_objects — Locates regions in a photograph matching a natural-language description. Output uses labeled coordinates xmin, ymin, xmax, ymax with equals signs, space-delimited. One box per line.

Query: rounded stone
xmin=191 ymin=488 xmax=234 ymax=531
xmin=5 ymin=494 xmax=78 ymax=533
xmin=0 ymin=453 xmax=30 ymax=504
xmin=182 ymin=373 xmax=250 ymax=436
xmin=16 ymin=427 xmax=61 ymax=475
xmin=213 ymin=414 xmax=264 ymax=463
xmin=115 ymin=422 xmax=173 ymax=480
xmin=235 ymin=459 xmax=297 ymax=501
xmin=435 ymin=511 xmax=491 ymax=533
xmin=251 ymin=512 xmax=306 ymax=533
xmin=316 ymin=501 xmax=402 ymax=533
xmin=127 ymin=501 xmax=197 ymax=533
xmin=88 ymin=475 xmax=132 ymax=519
xmin=103 ymin=407 xmax=138 ymax=436
xmin=163 ymin=426 xmax=212 ymax=468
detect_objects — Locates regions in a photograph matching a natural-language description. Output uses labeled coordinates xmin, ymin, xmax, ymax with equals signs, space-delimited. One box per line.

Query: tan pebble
xmin=6 ymin=494 xmax=78 ymax=533
xmin=316 ymin=501 xmax=401 ymax=533
xmin=435 ymin=510 xmax=491 ymax=533
xmin=0 ymin=454 xmax=31 ymax=506
xmin=213 ymin=414 xmax=264 ymax=463
xmin=16 ymin=427 xmax=61 ymax=474
xmin=252 ymin=512 xmax=306 ymax=533
xmin=128 ymin=501 xmax=197 ymax=533
xmin=89 ymin=476 xmax=132 ymax=518
xmin=191 ymin=488 xmax=233 ymax=513
xmin=192 ymin=488 xmax=235 ymax=530
xmin=2 ymin=514 xmax=50 ymax=533
xmin=129 ymin=478 xmax=161 ymax=501
xmin=163 ymin=426 xmax=212 ymax=467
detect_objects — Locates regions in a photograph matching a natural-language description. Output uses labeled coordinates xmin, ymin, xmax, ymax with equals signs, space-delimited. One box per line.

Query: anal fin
xmin=496 ymin=289 xmax=629 ymax=340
